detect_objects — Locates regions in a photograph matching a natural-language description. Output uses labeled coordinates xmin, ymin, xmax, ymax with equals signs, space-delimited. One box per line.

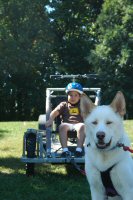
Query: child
xmin=45 ymin=82 xmax=85 ymax=157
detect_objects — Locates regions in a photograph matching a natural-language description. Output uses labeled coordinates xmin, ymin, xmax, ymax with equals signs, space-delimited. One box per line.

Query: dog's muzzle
xmin=96 ymin=131 xmax=112 ymax=149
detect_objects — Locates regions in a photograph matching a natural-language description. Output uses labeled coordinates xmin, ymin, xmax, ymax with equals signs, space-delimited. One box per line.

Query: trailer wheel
xmin=26 ymin=132 xmax=36 ymax=158
xmin=25 ymin=130 xmax=36 ymax=176
xmin=26 ymin=163 xmax=35 ymax=176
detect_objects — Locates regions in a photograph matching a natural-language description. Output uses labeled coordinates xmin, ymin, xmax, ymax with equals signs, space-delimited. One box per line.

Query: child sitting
xmin=45 ymin=82 xmax=85 ymax=157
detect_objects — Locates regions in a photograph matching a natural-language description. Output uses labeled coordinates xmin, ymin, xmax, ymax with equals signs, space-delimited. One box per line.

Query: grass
xmin=0 ymin=120 xmax=133 ymax=200
xmin=0 ymin=121 xmax=90 ymax=200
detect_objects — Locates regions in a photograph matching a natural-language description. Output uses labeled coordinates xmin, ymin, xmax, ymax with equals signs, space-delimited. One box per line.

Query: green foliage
xmin=47 ymin=0 xmax=103 ymax=73
xmin=0 ymin=0 xmax=54 ymax=120
xmin=0 ymin=0 xmax=133 ymax=120
xmin=89 ymin=0 xmax=133 ymax=118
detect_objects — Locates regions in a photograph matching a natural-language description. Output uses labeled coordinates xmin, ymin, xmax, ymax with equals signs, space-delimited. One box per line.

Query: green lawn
xmin=0 ymin=121 xmax=90 ymax=200
xmin=0 ymin=120 xmax=133 ymax=200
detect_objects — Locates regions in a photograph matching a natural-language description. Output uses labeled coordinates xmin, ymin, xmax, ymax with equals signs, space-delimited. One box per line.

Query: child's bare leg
xmin=59 ymin=123 xmax=70 ymax=148
xmin=75 ymin=123 xmax=85 ymax=148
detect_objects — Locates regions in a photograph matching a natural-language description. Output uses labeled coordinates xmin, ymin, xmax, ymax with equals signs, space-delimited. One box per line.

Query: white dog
xmin=80 ymin=91 xmax=133 ymax=200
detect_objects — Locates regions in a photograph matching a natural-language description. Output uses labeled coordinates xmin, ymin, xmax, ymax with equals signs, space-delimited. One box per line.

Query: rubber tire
xmin=26 ymin=163 xmax=35 ymax=176
xmin=26 ymin=133 xmax=36 ymax=158
xmin=26 ymin=133 xmax=36 ymax=176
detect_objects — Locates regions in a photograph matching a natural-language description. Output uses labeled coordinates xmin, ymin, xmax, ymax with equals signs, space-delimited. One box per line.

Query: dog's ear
xmin=110 ymin=91 xmax=126 ymax=116
xmin=80 ymin=93 xmax=95 ymax=119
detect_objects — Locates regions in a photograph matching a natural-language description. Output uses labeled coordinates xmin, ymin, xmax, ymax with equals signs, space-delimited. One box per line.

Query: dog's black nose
xmin=96 ymin=131 xmax=105 ymax=140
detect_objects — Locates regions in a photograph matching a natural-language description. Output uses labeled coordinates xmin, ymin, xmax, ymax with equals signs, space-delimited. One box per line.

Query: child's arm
xmin=45 ymin=109 xmax=59 ymax=127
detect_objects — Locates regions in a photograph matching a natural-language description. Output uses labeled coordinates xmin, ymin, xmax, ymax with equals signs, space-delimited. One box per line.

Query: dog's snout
xmin=96 ymin=131 xmax=105 ymax=140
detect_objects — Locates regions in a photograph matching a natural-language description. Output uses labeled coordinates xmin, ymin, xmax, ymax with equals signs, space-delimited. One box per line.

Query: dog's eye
xmin=106 ymin=121 xmax=112 ymax=125
xmin=92 ymin=121 xmax=98 ymax=125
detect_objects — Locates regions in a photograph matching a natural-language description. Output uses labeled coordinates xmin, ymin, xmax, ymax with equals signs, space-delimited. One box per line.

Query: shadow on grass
xmin=0 ymin=129 xmax=10 ymax=138
xmin=0 ymin=157 xmax=90 ymax=200
xmin=0 ymin=156 xmax=84 ymax=177
xmin=0 ymin=157 xmax=23 ymax=172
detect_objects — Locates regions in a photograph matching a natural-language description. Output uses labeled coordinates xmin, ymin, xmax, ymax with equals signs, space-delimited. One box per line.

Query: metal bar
xmin=50 ymin=74 xmax=98 ymax=80
xmin=36 ymin=133 xmax=40 ymax=157
xmin=46 ymin=89 xmax=52 ymax=153
xmin=22 ymin=134 xmax=26 ymax=156
xmin=37 ymin=132 xmax=44 ymax=158
xmin=46 ymin=88 xmax=101 ymax=91
xmin=94 ymin=89 xmax=101 ymax=105
xmin=21 ymin=157 xmax=85 ymax=164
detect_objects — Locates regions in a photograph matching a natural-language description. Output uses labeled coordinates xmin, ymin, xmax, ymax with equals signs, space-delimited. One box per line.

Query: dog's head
xmin=80 ymin=91 xmax=126 ymax=150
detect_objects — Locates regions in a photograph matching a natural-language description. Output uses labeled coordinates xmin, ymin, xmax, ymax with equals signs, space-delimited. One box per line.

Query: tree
xmin=89 ymin=0 xmax=133 ymax=118
xmin=1 ymin=0 xmax=133 ymax=120
xmin=47 ymin=0 xmax=103 ymax=74
xmin=0 ymin=0 xmax=54 ymax=120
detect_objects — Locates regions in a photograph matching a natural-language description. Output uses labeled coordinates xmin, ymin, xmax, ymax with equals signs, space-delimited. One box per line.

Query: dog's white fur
xmin=80 ymin=92 xmax=133 ymax=200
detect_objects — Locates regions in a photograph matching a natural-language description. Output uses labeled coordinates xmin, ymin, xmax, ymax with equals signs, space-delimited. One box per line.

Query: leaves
xmin=0 ymin=0 xmax=133 ymax=120
xmin=89 ymin=0 xmax=133 ymax=118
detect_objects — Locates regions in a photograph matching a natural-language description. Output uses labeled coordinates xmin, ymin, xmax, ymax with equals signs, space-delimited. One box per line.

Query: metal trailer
xmin=21 ymin=74 xmax=101 ymax=176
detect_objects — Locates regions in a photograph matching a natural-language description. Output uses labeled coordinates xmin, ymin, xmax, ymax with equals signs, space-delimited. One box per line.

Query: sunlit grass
xmin=0 ymin=121 xmax=37 ymax=157
xmin=124 ymin=120 xmax=133 ymax=145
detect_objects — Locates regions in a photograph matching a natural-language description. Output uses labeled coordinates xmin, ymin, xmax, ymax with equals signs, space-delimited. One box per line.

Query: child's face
xmin=68 ymin=91 xmax=80 ymax=104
